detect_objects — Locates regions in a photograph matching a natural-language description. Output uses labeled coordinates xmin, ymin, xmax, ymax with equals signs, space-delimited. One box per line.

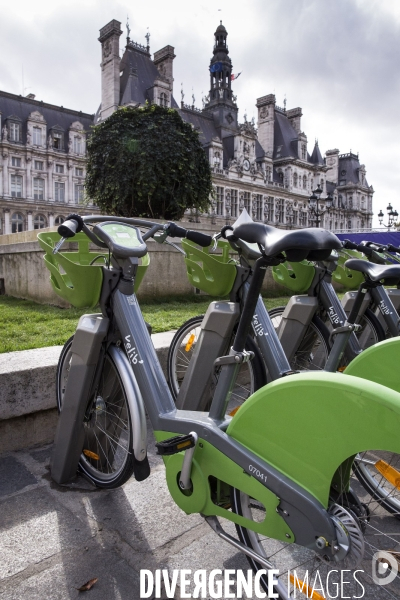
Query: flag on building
xmin=231 ymin=72 xmax=242 ymax=81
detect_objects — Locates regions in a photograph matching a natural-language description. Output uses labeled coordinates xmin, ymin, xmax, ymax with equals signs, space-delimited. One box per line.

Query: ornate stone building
xmin=0 ymin=19 xmax=373 ymax=235
xmin=96 ymin=19 xmax=374 ymax=231
xmin=0 ymin=93 xmax=95 ymax=235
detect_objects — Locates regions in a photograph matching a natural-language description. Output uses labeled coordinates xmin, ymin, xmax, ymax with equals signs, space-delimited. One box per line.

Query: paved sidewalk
xmin=0 ymin=421 xmax=252 ymax=600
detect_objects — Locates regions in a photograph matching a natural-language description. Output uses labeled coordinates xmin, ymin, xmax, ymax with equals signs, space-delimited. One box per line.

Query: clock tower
xmin=203 ymin=22 xmax=239 ymax=137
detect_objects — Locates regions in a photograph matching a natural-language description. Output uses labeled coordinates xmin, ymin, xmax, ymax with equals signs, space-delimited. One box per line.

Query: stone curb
xmin=0 ymin=330 xmax=176 ymax=454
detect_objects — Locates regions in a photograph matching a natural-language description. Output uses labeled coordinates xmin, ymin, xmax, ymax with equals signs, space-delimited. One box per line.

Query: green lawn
xmin=0 ymin=294 xmax=290 ymax=354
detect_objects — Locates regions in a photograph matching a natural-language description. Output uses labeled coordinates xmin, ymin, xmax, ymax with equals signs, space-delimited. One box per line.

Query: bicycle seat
xmin=232 ymin=222 xmax=341 ymax=262
xmin=344 ymin=259 xmax=400 ymax=283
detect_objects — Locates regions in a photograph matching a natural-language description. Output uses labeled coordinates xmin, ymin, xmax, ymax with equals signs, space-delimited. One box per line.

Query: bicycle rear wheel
xmin=56 ymin=336 xmax=135 ymax=488
xmin=167 ymin=315 xmax=266 ymax=411
xmin=231 ymin=484 xmax=400 ymax=598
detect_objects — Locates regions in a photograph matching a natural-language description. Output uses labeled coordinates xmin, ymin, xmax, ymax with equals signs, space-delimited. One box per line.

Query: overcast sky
xmin=1 ymin=0 xmax=399 ymax=226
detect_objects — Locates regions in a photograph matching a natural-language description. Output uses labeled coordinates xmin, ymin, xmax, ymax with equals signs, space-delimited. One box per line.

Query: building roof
xmin=338 ymin=152 xmax=368 ymax=186
xmin=273 ymin=110 xmax=298 ymax=160
xmin=310 ymin=141 xmax=324 ymax=165
xmin=119 ymin=43 xmax=179 ymax=108
xmin=0 ymin=90 xmax=94 ymax=148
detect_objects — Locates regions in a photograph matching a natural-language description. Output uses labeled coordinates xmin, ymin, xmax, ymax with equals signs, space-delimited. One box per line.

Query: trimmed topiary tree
xmin=85 ymin=104 xmax=213 ymax=220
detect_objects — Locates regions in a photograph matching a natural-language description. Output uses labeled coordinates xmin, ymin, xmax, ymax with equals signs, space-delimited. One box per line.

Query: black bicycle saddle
xmin=345 ymin=259 xmax=400 ymax=283
xmin=232 ymin=222 xmax=341 ymax=262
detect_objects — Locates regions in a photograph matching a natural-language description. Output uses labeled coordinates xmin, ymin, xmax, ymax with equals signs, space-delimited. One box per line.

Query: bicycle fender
xmin=344 ymin=336 xmax=400 ymax=393
xmin=226 ymin=371 xmax=400 ymax=508
xmin=109 ymin=345 xmax=150 ymax=480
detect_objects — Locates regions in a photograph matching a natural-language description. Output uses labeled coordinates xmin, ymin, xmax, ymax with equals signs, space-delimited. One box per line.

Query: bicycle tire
xmin=231 ymin=485 xmax=399 ymax=598
xmin=167 ymin=315 xmax=266 ymax=411
xmin=56 ymin=336 xmax=136 ymax=488
xmin=268 ymin=307 xmax=331 ymax=371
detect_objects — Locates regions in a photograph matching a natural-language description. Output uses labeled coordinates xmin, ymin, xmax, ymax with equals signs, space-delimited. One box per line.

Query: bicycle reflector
xmin=375 ymin=460 xmax=400 ymax=490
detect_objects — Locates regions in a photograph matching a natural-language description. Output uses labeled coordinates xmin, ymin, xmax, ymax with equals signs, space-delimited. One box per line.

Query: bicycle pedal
xmin=155 ymin=434 xmax=196 ymax=456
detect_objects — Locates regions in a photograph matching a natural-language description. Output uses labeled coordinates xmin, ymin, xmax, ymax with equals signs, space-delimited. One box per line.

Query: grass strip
xmin=0 ymin=294 xmax=289 ymax=354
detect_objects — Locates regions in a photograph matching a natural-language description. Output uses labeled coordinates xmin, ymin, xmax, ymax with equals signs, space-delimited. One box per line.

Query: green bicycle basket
xmin=272 ymin=260 xmax=316 ymax=293
xmin=38 ymin=231 xmax=149 ymax=308
xmin=331 ymin=250 xmax=365 ymax=289
xmin=182 ymin=238 xmax=237 ymax=297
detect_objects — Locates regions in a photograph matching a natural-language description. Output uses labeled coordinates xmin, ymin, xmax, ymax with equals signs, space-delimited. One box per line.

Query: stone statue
xmin=2 ymin=125 xmax=8 ymax=141
xmin=47 ymin=134 xmax=53 ymax=149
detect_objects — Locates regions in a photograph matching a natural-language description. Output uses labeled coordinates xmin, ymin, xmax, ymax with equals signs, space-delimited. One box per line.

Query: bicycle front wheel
xmin=56 ymin=336 xmax=135 ymax=488
xmin=167 ymin=315 xmax=266 ymax=410
xmin=268 ymin=307 xmax=330 ymax=371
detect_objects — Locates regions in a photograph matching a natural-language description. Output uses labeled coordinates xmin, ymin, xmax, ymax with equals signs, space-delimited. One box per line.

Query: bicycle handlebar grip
xmin=167 ymin=222 xmax=212 ymax=247
xmin=388 ymin=243 xmax=400 ymax=253
xmin=58 ymin=213 xmax=84 ymax=238
xmin=342 ymin=239 xmax=358 ymax=250
xmin=185 ymin=230 xmax=213 ymax=248
xmin=167 ymin=222 xmax=188 ymax=238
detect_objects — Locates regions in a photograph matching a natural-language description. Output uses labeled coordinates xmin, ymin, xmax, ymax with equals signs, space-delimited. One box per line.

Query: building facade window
xmin=33 ymin=178 xmax=44 ymax=200
xmin=230 ymin=189 xmax=238 ymax=218
xmin=33 ymin=127 xmax=42 ymax=146
xmin=53 ymin=132 xmax=63 ymax=150
xmin=11 ymin=156 xmax=21 ymax=167
xmin=75 ymin=184 xmax=84 ymax=204
xmin=34 ymin=160 xmax=43 ymax=170
xmin=75 ymin=167 xmax=84 ymax=177
xmin=55 ymin=216 xmax=65 ymax=225
xmin=243 ymin=191 xmax=251 ymax=214
xmin=54 ymin=182 xmax=65 ymax=202
xmin=255 ymin=194 xmax=263 ymax=221
xmin=303 ymin=175 xmax=307 ymax=189
xmin=159 ymin=92 xmax=168 ymax=107
xmin=33 ymin=215 xmax=47 ymax=229
xmin=11 ymin=213 xmax=24 ymax=233
xmin=55 ymin=164 xmax=64 ymax=174
xmin=11 ymin=174 xmax=23 ymax=197
xmin=73 ymin=136 xmax=83 ymax=154
xmin=301 ymin=144 xmax=306 ymax=160
xmin=299 ymin=211 xmax=308 ymax=227
xmin=293 ymin=172 xmax=298 ymax=188
xmin=9 ymin=122 xmax=20 ymax=142
xmin=216 ymin=187 xmax=224 ymax=215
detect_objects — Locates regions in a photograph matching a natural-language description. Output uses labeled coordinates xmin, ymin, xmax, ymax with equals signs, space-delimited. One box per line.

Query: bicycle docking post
xmin=50 ymin=315 xmax=109 ymax=485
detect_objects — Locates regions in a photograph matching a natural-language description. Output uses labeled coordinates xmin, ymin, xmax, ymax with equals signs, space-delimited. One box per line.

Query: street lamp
xmin=308 ymin=185 xmax=333 ymax=227
xmin=378 ymin=203 xmax=399 ymax=231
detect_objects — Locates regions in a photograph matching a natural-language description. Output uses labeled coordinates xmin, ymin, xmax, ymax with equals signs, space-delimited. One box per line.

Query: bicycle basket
xmin=38 ymin=231 xmax=149 ymax=308
xmin=271 ymin=260 xmax=315 ymax=293
xmin=332 ymin=250 xmax=365 ymax=289
xmin=182 ymin=238 xmax=237 ymax=296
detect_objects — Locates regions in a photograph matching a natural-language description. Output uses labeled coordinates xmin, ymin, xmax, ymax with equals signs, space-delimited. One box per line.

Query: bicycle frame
xmin=50 ymin=215 xmax=400 ymax=565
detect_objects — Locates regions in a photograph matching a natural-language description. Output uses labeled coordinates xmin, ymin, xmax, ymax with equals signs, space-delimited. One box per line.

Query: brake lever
xmin=53 ymin=237 xmax=66 ymax=255
xmin=209 ymin=232 xmax=222 ymax=253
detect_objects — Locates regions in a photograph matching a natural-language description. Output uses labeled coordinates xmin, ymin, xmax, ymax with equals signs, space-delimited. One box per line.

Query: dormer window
xmin=10 ymin=123 xmax=20 ymax=142
xmin=33 ymin=126 xmax=43 ymax=146
xmin=159 ymin=92 xmax=168 ymax=107
xmin=73 ymin=135 xmax=83 ymax=154
xmin=301 ymin=144 xmax=306 ymax=160
xmin=53 ymin=132 xmax=63 ymax=149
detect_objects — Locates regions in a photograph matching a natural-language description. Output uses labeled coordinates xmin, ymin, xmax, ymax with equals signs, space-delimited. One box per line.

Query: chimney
xmin=99 ymin=20 xmax=123 ymax=120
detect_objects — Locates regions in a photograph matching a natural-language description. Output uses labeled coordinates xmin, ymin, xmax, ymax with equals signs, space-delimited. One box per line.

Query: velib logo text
xmin=372 ymin=551 xmax=399 ymax=586
xmin=140 ymin=569 xmax=279 ymax=598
